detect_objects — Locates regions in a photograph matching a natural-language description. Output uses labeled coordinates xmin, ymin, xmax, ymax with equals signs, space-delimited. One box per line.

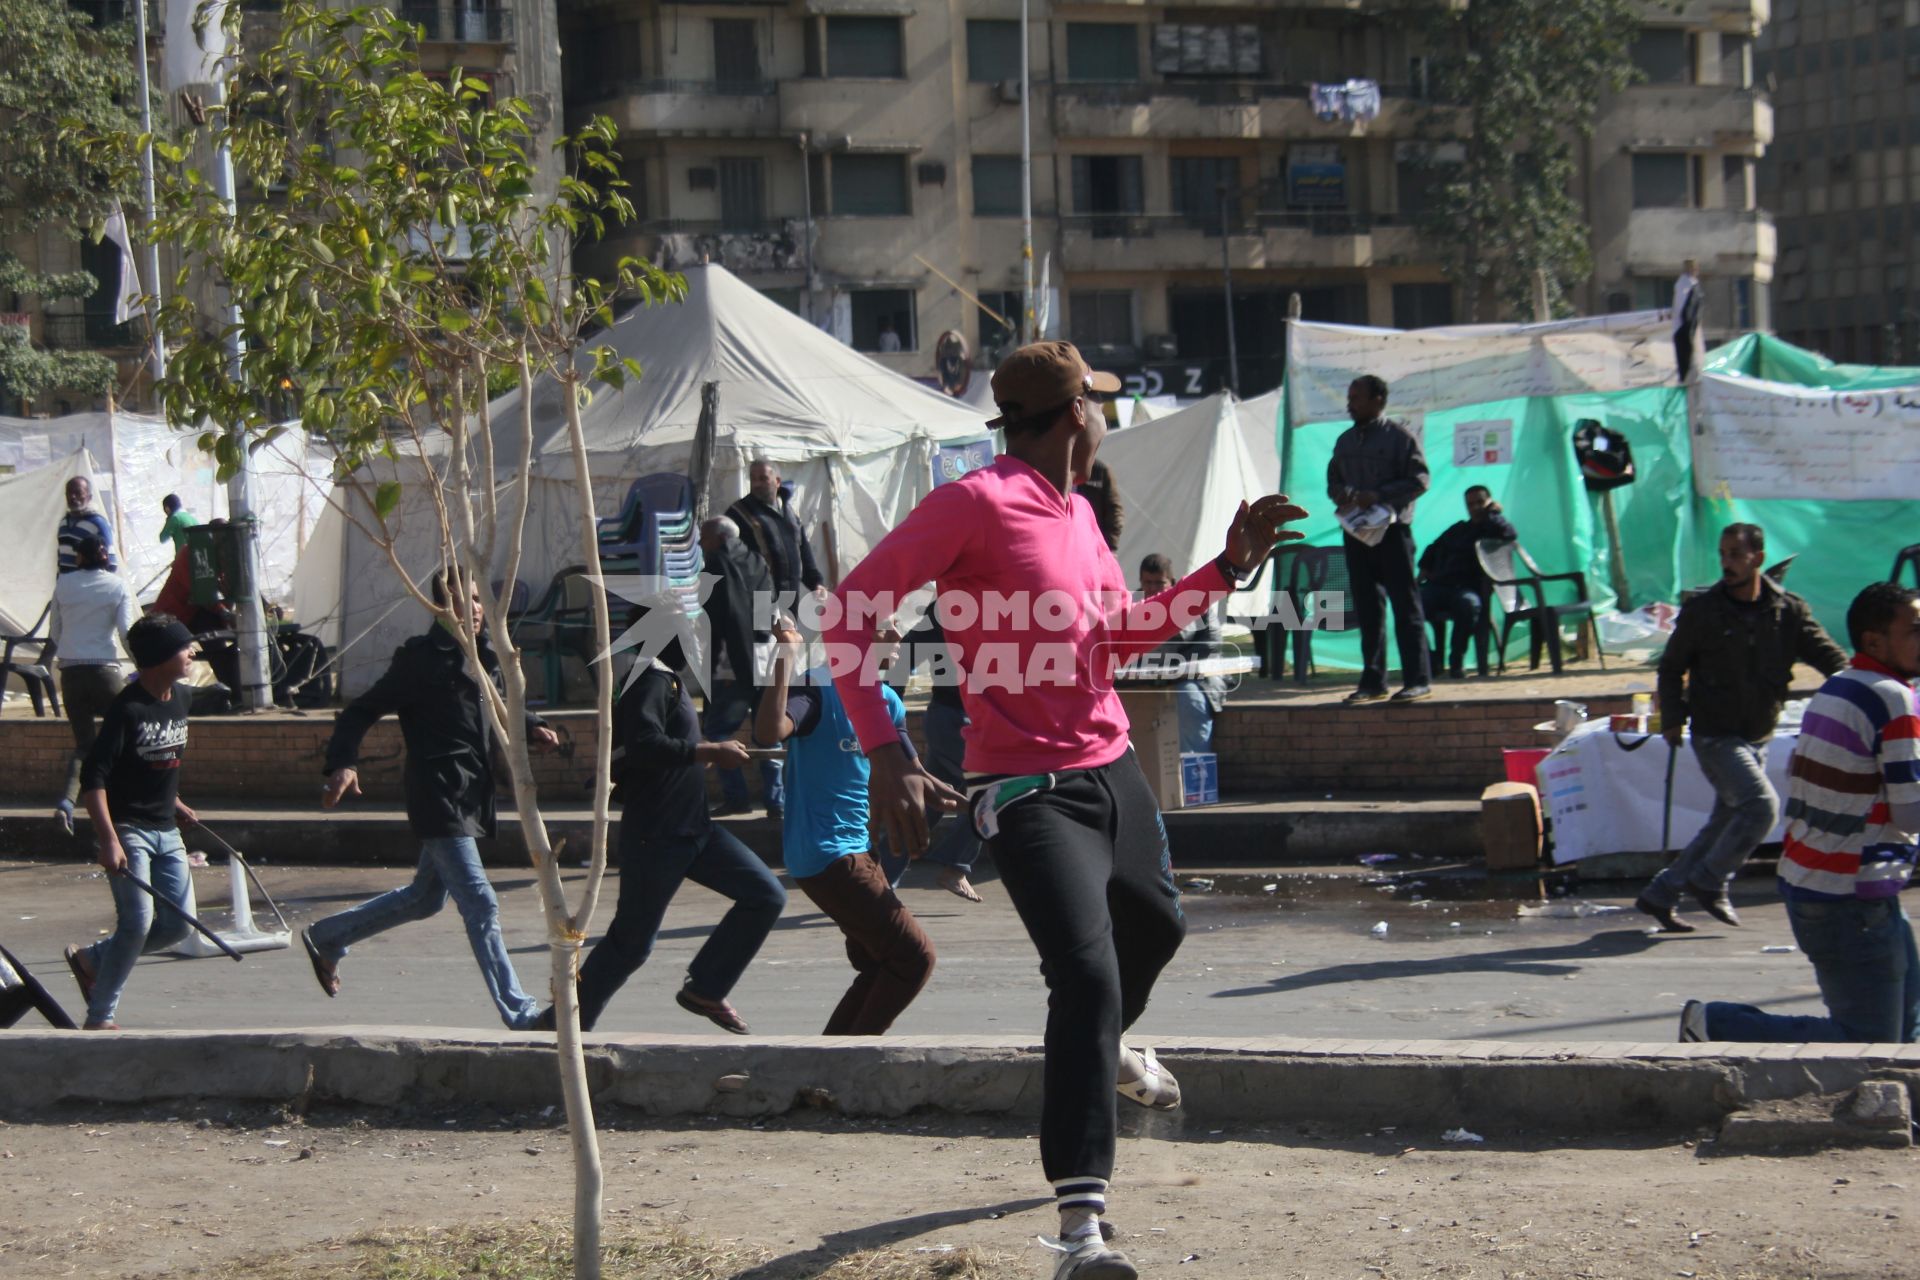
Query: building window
xmin=717 ymin=157 xmax=764 ymax=229
xmin=616 ymin=150 xmax=647 ymax=221
xmin=1632 ymin=276 xmax=1676 ymax=311
xmin=1070 ymin=154 xmax=1145 ymax=240
xmin=1391 ymin=284 xmax=1453 ymax=329
xmin=825 ymin=17 xmax=903 ymax=78
xmin=831 ymin=153 xmax=909 ymax=216
xmin=1721 ymin=33 xmax=1750 ymax=89
xmin=1394 ymin=144 xmax=1460 ymax=217
xmin=967 ymin=20 xmax=1021 ymax=83
xmin=1068 ymin=289 xmax=1135 ymax=353
xmin=1631 ymin=153 xmax=1690 ymax=208
xmin=712 ymin=19 xmax=760 ymax=88
xmin=1066 ymin=23 xmax=1139 ymax=82
xmin=850 ymin=288 xmax=915 ymax=352
xmin=1170 ymin=156 xmax=1240 ymax=230
xmin=978 ymin=288 xmax=1020 ymax=357
xmin=1630 ymin=28 xmax=1693 ymax=85
xmin=972 ymin=156 xmax=1023 ymax=216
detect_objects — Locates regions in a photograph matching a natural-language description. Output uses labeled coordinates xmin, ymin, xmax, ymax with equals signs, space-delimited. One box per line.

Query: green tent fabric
xmin=1271 ymin=334 xmax=1920 ymax=674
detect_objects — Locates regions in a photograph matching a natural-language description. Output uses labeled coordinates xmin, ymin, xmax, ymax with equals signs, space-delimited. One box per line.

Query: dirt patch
xmin=0 ymin=1102 xmax=1912 ymax=1279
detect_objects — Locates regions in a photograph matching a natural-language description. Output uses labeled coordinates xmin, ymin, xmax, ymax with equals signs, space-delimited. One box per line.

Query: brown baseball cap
xmin=986 ymin=340 xmax=1122 ymax=428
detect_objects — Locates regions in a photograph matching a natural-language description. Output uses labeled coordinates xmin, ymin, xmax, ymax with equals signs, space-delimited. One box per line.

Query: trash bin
xmin=185 ymin=522 xmax=247 ymax=606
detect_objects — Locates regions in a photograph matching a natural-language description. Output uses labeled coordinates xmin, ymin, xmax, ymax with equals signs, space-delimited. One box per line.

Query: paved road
xmin=0 ymin=853 xmax=1832 ymax=1042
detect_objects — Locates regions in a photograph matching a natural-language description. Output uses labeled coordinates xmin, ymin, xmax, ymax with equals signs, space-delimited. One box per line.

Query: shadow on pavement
xmin=1211 ymin=928 xmax=1664 ymax=999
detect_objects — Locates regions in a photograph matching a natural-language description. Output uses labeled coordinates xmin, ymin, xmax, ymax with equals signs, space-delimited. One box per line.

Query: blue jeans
xmin=704 ymin=679 xmax=783 ymax=810
xmin=308 ymin=835 xmax=540 ymax=1030
xmin=882 ymin=699 xmax=977 ymax=884
xmin=82 ymin=824 xmax=192 ymax=1025
xmin=1643 ymin=735 xmax=1778 ymax=909
xmin=1704 ymin=896 xmax=1920 ymax=1043
xmin=575 ymin=818 xmax=786 ymax=1030
xmin=1174 ymin=682 xmax=1214 ymax=755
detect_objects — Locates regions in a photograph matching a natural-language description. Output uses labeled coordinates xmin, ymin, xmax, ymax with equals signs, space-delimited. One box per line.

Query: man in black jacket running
xmin=301 ymin=573 xmax=556 ymax=1029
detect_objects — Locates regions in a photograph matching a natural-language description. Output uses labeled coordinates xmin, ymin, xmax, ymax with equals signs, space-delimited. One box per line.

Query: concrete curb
xmin=2 ymin=1030 xmax=1915 ymax=1137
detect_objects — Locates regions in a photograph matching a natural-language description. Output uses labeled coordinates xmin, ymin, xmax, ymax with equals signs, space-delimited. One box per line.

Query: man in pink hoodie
xmin=825 ymin=341 xmax=1304 ymax=1279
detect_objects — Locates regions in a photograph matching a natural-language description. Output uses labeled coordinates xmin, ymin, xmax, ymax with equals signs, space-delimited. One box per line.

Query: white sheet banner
xmin=1693 ymin=374 xmax=1920 ymax=501
xmin=1286 ymin=312 xmax=1676 ymax=424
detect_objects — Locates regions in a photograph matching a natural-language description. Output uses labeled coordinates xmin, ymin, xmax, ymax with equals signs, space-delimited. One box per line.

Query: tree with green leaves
xmin=110 ymin=5 xmax=681 ymax=1273
xmin=1413 ymin=0 xmax=1639 ymax=321
xmin=0 ymin=0 xmax=144 ymax=403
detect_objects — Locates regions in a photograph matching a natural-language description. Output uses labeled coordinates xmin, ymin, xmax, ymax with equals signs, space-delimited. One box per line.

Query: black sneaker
xmin=1343 ymin=687 xmax=1389 ymax=705
xmin=1688 ymin=886 xmax=1741 ymax=927
xmin=1390 ymin=685 xmax=1432 ymax=702
xmin=1634 ymin=894 xmax=1696 ymax=933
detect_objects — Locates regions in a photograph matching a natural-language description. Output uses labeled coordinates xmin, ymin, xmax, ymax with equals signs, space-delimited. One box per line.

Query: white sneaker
xmin=1044 ymin=1235 xmax=1138 ymax=1280
xmin=1116 ymin=1044 xmax=1181 ymax=1111
xmin=1678 ymin=999 xmax=1709 ymax=1043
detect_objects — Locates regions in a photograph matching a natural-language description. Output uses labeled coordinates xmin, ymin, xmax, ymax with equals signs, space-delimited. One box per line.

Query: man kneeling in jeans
xmin=1682 ymin=581 xmax=1920 ymax=1043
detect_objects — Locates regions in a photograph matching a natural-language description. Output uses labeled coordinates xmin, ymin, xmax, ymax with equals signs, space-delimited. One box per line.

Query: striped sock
xmin=1054 ymin=1176 xmax=1108 ymax=1241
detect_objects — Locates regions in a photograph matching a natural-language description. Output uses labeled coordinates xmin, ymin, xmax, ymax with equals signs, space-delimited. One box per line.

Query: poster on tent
xmin=1693 ymin=374 xmax=1920 ymax=501
xmin=932 ymin=439 xmax=996 ymax=486
xmin=1285 ymin=313 xmax=1676 ymax=425
xmin=1452 ymin=418 xmax=1509 ymax=467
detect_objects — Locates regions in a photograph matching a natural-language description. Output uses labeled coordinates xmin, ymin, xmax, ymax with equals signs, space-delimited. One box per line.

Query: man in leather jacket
xmin=301 ymin=572 xmax=557 ymax=1028
xmin=1636 ymin=523 xmax=1847 ymax=933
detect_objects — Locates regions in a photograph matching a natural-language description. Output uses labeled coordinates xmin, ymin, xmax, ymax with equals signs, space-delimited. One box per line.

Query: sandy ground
xmin=0 ymin=1101 xmax=1911 ymax=1280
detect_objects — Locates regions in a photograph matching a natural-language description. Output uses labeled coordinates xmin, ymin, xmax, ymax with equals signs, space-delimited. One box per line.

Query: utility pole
xmin=1218 ymin=182 xmax=1240 ymax=396
xmin=132 ymin=0 xmax=164 ymax=384
xmin=207 ymin=58 xmax=273 ymax=711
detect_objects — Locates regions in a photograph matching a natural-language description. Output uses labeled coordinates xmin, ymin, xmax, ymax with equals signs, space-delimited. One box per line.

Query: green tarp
xmin=1275 ymin=334 xmax=1920 ymax=672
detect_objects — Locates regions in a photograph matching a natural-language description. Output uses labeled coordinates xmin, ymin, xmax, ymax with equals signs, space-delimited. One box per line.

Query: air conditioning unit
xmin=1144 ymin=333 xmax=1178 ymax=360
xmin=996 ymin=78 xmax=1024 ymax=105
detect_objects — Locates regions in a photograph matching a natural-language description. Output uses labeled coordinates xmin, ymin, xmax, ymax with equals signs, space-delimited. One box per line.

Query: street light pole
xmin=1218 ymin=182 xmax=1240 ymax=397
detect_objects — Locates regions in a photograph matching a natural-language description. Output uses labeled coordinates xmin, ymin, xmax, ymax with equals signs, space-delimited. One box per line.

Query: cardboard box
xmin=1480 ymin=781 xmax=1543 ymax=870
xmin=1181 ymin=752 xmax=1219 ymax=806
xmin=1118 ymin=688 xmax=1184 ymax=812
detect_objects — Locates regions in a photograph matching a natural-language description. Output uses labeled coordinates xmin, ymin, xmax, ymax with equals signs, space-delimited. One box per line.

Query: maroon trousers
xmin=795 ymin=852 xmax=936 ymax=1035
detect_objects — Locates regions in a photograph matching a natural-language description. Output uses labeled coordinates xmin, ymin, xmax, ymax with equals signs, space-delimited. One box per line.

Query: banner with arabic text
xmin=1694 ymin=374 xmax=1920 ymax=501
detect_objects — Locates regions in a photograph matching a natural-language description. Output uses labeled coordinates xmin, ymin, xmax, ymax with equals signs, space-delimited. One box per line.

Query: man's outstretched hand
xmin=867 ymin=741 xmax=965 ymax=858
xmin=1225 ymin=495 xmax=1310 ymax=572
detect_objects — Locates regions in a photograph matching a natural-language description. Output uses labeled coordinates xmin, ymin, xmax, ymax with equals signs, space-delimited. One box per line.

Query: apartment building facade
xmin=561 ymin=0 xmax=1773 ymax=398
xmin=1756 ymin=0 xmax=1919 ymax=364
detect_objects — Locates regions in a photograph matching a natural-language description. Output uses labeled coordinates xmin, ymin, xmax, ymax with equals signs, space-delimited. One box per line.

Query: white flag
xmin=104 ymin=204 xmax=142 ymax=326
xmin=163 ymin=0 xmax=231 ymax=91
xmin=1035 ymin=252 xmax=1051 ymax=340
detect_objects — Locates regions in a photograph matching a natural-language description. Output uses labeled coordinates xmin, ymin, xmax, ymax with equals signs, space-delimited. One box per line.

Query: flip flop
xmin=675 ymin=986 xmax=749 ymax=1035
xmin=63 ymin=945 xmax=95 ymax=1002
xmin=301 ymin=927 xmax=340 ymax=998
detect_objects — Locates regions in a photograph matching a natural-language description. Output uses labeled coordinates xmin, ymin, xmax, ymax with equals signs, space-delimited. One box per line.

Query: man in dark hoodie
xmin=301 ymin=572 xmax=556 ymax=1029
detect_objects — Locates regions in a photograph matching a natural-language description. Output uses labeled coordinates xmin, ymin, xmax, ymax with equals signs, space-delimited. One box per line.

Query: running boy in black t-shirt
xmin=62 ymin=614 xmax=200 ymax=1030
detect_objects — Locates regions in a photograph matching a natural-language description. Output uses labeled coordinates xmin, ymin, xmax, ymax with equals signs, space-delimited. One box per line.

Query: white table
xmin=1536 ymin=717 xmax=1798 ymax=864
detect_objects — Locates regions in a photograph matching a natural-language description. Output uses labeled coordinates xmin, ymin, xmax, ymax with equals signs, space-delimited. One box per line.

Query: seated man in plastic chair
xmin=1417 ymin=485 xmax=1515 ymax=680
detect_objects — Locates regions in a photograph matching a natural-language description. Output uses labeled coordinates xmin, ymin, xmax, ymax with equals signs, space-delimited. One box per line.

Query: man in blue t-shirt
xmin=754 ymin=619 xmax=935 ymax=1035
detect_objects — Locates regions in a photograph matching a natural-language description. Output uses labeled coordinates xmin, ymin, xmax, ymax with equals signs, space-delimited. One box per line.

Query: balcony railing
xmin=41 ymin=312 xmax=142 ymax=350
xmin=579 ymin=75 xmax=779 ymax=103
xmin=1055 ymin=78 xmax=1463 ymax=107
xmin=399 ymin=4 xmax=514 ymax=44
xmin=1060 ymin=210 xmax=1400 ymax=239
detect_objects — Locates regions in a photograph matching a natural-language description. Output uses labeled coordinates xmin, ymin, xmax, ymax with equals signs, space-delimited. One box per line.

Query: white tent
xmin=0 ymin=450 xmax=94 ymax=638
xmin=308 ymin=262 xmax=998 ymax=695
xmin=0 ymin=411 xmax=331 ymax=616
xmin=1098 ymin=393 xmax=1269 ymax=615
xmin=1232 ymin=389 xmax=1283 ymax=493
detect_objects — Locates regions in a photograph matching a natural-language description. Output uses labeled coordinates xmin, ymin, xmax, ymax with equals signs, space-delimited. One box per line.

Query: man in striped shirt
xmin=1681 ymin=582 xmax=1920 ymax=1043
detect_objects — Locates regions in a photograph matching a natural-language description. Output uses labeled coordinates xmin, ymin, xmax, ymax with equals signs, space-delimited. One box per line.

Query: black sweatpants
xmin=1344 ymin=525 xmax=1430 ymax=691
xmin=984 ymin=748 xmax=1186 ymax=1187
